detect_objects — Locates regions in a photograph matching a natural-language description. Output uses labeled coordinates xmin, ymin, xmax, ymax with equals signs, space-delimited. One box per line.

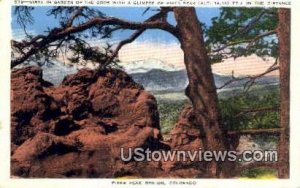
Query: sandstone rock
xmin=11 ymin=66 xmax=208 ymax=178
xmin=11 ymin=67 xmax=59 ymax=145
xmin=11 ymin=66 xmax=164 ymax=178
xmin=162 ymin=105 xmax=205 ymax=177
xmin=168 ymin=106 xmax=202 ymax=148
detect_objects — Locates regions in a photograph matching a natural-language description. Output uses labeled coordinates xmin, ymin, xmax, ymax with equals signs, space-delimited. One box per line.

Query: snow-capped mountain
xmin=131 ymin=69 xmax=188 ymax=91
xmin=120 ymin=59 xmax=179 ymax=74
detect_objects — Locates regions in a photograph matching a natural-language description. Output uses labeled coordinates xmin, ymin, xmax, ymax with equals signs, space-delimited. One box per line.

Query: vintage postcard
xmin=0 ymin=0 xmax=299 ymax=187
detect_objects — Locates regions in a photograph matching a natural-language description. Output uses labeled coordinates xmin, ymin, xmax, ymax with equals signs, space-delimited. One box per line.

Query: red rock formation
xmin=11 ymin=66 xmax=207 ymax=178
xmin=162 ymin=106 xmax=205 ymax=177
xmin=11 ymin=66 xmax=165 ymax=178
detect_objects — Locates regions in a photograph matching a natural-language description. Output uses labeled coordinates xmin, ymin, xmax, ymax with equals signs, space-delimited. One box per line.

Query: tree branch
xmin=100 ymin=7 xmax=176 ymax=69
xmin=227 ymin=128 xmax=283 ymax=136
xmin=101 ymin=29 xmax=145 ymax=69
xmin=11 ymin=7 xmax=177 ymax=68
xmin=217 ymin=57 xmax=279 ymax=90
xmin=211 ymin=30 xmax=277 ymax=54
xmin=65 ymin=6 xmax=86 ymax=28
xmin=227 ymin=10 xmax=267 ymax=41
xmin=234 ymin=107 xmax=280 ymax=118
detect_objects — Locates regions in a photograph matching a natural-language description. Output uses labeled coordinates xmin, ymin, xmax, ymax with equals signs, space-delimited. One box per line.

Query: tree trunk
xmin=173 ymin=7 xmax=234 ymax=178
xmin=277 ymin=8 xmax=290 ymax=178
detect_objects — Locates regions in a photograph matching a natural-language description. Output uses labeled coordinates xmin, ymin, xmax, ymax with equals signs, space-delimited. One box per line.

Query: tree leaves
xmin=206 ymin=8 xmax=279 ymax=63
xmin=219 ymin=87 xmax=279 ymax=131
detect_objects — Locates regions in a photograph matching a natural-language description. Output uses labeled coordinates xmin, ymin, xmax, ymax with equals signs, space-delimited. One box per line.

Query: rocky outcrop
xmin=11 ymin=66 xmax=209 ymax=178
xmin=161 ymin=106 xmax=205 ymax=177
xmin=11 ymin=66 xmax=59 ymax=147
xmin=168 ymin=106 xmax=201 ymax=148
xmin=11 ymin=66 xmax=166 ymax=178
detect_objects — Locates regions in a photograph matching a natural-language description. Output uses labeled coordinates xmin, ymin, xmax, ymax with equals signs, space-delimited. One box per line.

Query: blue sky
xmin=12 ymin=7 xmax=220 ymax=43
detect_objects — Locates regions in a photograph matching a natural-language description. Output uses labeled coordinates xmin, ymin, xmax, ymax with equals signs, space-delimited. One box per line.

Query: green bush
xmin=219 ymin=86 xmax=280 ymax=131
xmin=157 ymin=99 xmax=188 ymax=134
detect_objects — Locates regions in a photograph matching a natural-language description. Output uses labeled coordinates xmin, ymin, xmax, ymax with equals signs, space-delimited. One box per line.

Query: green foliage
xmin=206 ymin=8 xmax=278 ymax=63
xmin=157 ymin=99 xmax=188 ymax=134
xmin=240 ymin=167 xmax=277 ymax=179
xmin=157 ymin=86 xmax=279 ymax=136
xmin=67 ymin=38 xmax=120 ymax=67
xmin=219 ymin=86 xmax=279 ymax=131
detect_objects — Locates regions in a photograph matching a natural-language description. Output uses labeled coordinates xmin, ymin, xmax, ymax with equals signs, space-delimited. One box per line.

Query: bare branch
xmin=243 ymin=57 xmax=279 ymax=91
xmin=217 ymin=57 xmax=279 ymax=90
xmin=101 ymin=26 xmax=122 ymax=39
xmin=14 ymin=7 xmax=34 ymax=38
xmin=142 ymin=7 xmax=151 ymax=15
xmin=100 ymin=7 xmax=175 ymax=69
xmin=101 ymin=29 xmax=145 ymax=69
xmin=211 ymin=30 xmax=277 ymax=54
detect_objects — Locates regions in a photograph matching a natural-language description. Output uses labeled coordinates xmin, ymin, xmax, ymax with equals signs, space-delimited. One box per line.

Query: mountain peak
xmin=120 ymin=58 xmax=179 ymax=74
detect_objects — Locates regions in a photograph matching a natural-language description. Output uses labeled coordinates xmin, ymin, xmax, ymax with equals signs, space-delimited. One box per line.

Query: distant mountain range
xmin=15 ymin=59 xmax=279 ymax=91
xmin=120 ymin=59 xmax=278 ymax=91
xmin=131 ymin=69 xmax=279 ymax=91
